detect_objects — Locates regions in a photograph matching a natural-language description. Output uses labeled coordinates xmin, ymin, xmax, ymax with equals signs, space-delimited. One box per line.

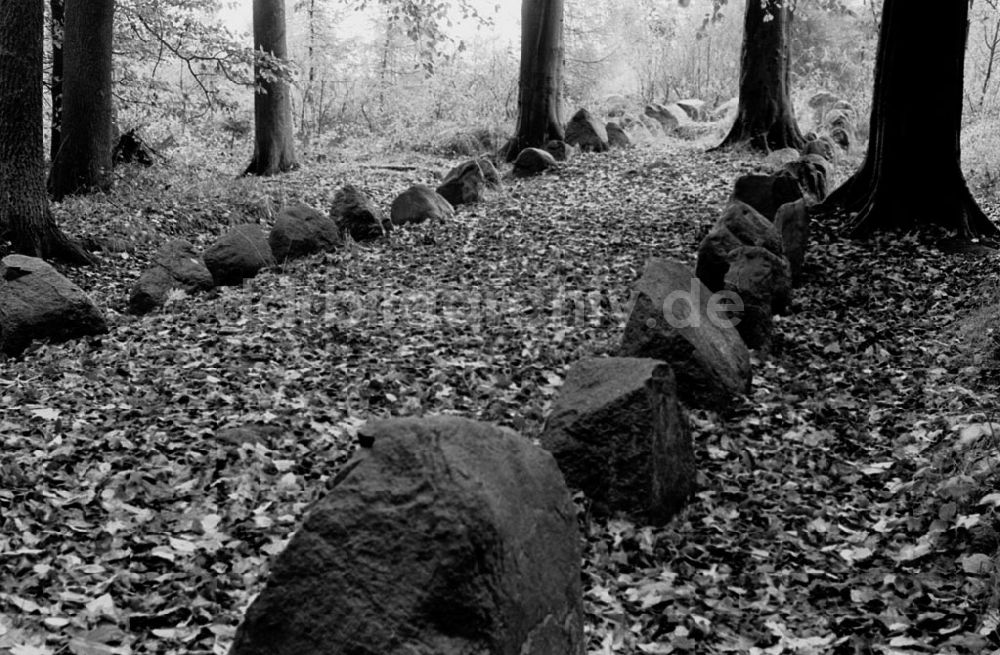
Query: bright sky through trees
xmin=218 ymin=0 xmax=517 ymax=45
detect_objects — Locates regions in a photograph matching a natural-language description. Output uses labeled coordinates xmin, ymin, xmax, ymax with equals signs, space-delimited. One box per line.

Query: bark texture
xmin=48 ymin=0 xmax=114 ymax=200
xmin=505 ymin=0 xmax=565 ymax=162
xmin=49 ymin=0 xmax=63 ymax=163
xmin=243 ymin=0 xmax=298 ymax=176
xmin=716 ymin=0 xmax=804 ymax=152
xmin=822 ymin=0 xmax=999 ymax=239
xmin=0 ymin=1 xmax=91 ymax=264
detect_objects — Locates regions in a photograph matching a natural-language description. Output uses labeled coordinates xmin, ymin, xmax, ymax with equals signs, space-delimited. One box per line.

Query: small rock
xmin=724 ymin=246 xmax=793 ymax=350
xmin=696 ymin=201 xmax=783 ymax=292
xmin=774 ymin=199 xmax=810 ymax=285
xmin=269 ymin=203 xmax=341 ymax=263
xmin=389 ymin=184 xmax=454 ymax=226
xmin=204 ymin=224 xmax=274 ymax=286
xmin=564 ymin=108 xmax=609 ymax=152
xmin=606 ymin=122 xmax=632 ymax=148
xmin=129 ymin=239 xmax=214 ymax=314
xmin=330 ymin=185 xmax=390 ymax=242
xmin=513 ymin=147 xmax=559 ymax=177
xmin=436 ymin=159 xmax=498 ymax=207
xmin=543 ymin=139 xmax=573 ymax=162
xmin=644 ymin=103 xmax=691 ymax=132
xmin=675 ymin=98 xmax=708 ymax=121
xmin=732 ymin=172 xmax=803 ymax=221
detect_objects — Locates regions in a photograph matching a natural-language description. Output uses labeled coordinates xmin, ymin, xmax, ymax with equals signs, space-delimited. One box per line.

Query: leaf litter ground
xmin=1 ymin=141 xmax=999 ymax=654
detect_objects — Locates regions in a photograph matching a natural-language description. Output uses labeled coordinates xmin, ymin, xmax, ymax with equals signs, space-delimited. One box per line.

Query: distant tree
xmin=0 ymin=1 xmax=91 ymax=264
xmin=716 ymin=0 xmax=804 ymax=152
xmin=243 ymin=0 xmax=298 ymax=176
xmin=822 ymin=0 xmax=999 ymax=239
xmin=48 ymin=0 xmax=115 ymax=200
xmin=50 ymin=0 xmax=63 ymax=162
xmin=504 ymin=0 xmax=565 ymax=161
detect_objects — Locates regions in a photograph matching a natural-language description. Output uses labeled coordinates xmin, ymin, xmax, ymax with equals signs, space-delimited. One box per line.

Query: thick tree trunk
xmin=715 ymin=0 xmax=803 ymax=153
xmin=0 ymin=1 xmax=92 ymax=264
xmin=50 ymin=0 xmax=63 ymax=163
xmin=822 ymin=0 xmax=999 ymax=240
xmin=243 ymin=0 xmax=298 ymax=176
xmin=504 ymin=0 xmax=564 ymax=162
xmin=48 ymin=0 xmax=114 ymax=201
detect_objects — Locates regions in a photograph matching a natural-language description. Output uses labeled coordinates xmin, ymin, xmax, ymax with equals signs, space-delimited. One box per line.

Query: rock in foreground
xmin=228 ymin=416 xmax=584 ymax=655
xmin=0 ymin=255 xmax=107 ymax=356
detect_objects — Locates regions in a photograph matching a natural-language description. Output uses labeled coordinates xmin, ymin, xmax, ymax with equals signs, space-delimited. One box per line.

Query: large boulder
xmin=774 ymin=199 xmax=810 ymax=285
xmin=129 ymin=239 xmax=214 ymax=314
xmin=330 ymin=184 xmax=390 ymax=242
xmin=724 ymin=246 xmax=793 ymax=351
xmin=618 ymin=258 xmax=751 ymax=410
xmin=732 ymin=172 xmax=803 ymax=221
xmin=269 ymin=203 xmax=341 ymax=263
xmin=696 ymin=201 xmax=783 ymax=292
xmin=513 ymin=147 xmax=558 ymax=177
xmin=606 ymin=122 xmax=632 ymax=148
xmin=436 ymin=159 xmax=499 ymax=207
xmin=644 ymin=103 xmax=691 ymax=132
xmin=564 ymin=108 xmax=609 ymax=152
xmin=204 ymin=224 xmax=274 ymax=286
xmin=228 ymin=416 xmax=584 ymax=655
xmin=389 ymin=185 xmax=455 ymax=226
xmin=0 ymin=255 xmax=107 ymax=356
xmin=540 ymin=357 xmax=695 ymax=524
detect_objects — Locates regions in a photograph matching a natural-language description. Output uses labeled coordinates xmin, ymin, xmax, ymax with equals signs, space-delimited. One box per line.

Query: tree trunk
xmin=0 ymin=1 xmax=92 ymax=265
xmin=822 ymin=0 xmax=999 ymax=240
xmin=504 ymin=0 xmax=564 ymax=162
xmin=715 ymin=0 xmax=803 ymax=153
xmin=48 ymin=0 xmax=114 ymax=201
xmin=49 ymin=0 xmax=63 ymax=163
xmin=243 ymin=0 xmax=298 ymax=176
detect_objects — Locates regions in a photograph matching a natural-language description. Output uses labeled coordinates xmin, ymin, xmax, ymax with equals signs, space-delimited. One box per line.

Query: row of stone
xmin=225 ymin=148 xmax=830 ymax=654
xmin=0 ymin=158 xmax=506 ymax=355
xmin=537 ymin=147 xmax=832 ymax=525
xmin=508 ymin=102 xmax=722 ymax=176
xmin=129 ymin=158 xmax=502 ymax=314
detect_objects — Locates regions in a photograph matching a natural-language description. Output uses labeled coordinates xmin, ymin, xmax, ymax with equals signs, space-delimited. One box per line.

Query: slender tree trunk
xmin=822 ymin=0 xmax=999 ymax=240
xmin=243 ymin=0 xmax=298 ymax=176
xmin=504 ymin=0 xmax=565 ymax=162
xmin=48 ymin=0 xmax=114 ymax=201
xmin=0 ymin=1 xmax=92 ymax=264
xmin=715 ymin=0 xmax=803 ymax=152
xmin=49 ymin=0 xmax=63 ymax=163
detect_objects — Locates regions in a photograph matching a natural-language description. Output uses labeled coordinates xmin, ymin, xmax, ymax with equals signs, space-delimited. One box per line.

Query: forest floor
xmin=2 ymin=138 xmax=1000 ymax=655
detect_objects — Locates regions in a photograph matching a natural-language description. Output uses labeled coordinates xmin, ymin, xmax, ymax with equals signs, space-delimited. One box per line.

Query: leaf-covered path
xmin=1 ymin=142 xmax=998 ymax=654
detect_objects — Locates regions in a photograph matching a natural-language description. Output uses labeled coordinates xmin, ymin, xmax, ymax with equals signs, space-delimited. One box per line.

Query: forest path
xmin=1 ymin=141 xmax=997 ymax=654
